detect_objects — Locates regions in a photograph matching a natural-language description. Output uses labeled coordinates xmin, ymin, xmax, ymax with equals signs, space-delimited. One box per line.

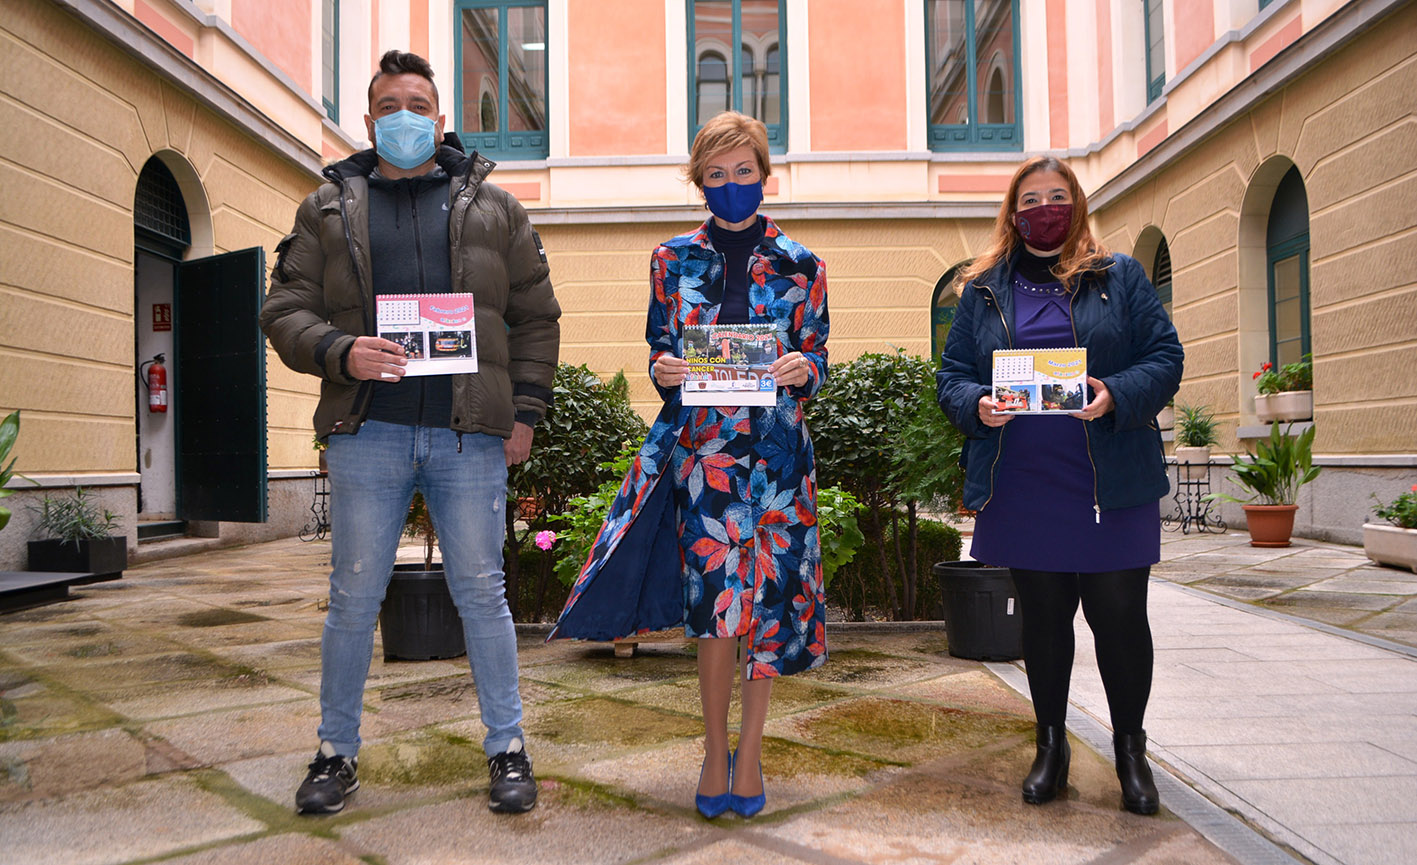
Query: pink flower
xmin=535 ymin=530 xmax=556 ymax=551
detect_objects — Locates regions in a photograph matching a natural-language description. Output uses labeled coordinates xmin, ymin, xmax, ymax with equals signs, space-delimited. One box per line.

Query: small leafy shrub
xmin=0 ymin=410 xmax=21 ymax=531
xmin=817 ymin=485 xmax=865 ymax=588
xmin=1174 ymin=404 xmax=1220 ymax=448
xmin=1253 ymin=354 xmax=1313 ymax=395
xmin=1205 ymin=424 xmax=1321 ymax=506
xmin=830 ymin=518 xmax=961 ymax=621
xmin=1372 ymin=486 xmax=1417 ymax=529
xmin=28 ymin=487 xmax=121 ymax=547
xmin=548 ymin=438 xmax=641 ymax=589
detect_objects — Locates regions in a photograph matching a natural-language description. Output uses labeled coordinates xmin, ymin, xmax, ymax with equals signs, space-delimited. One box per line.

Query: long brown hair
xmin=956 ymin=156 xmax=1109 ymax=292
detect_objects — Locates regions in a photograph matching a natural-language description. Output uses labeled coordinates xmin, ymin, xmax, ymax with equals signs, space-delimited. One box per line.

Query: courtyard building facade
xmin=1 ymin=0 xmax=1413 ymax=566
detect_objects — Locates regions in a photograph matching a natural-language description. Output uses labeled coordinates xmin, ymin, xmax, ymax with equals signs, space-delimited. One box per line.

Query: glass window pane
xmin=974 ymin=0 xmax=1014 ymax=124
xmin=507 ymin=6 xmax=546 ymax=132
xmin=697 ymin=52 xmax=729 ymax=125
xmin=928 ymin=0 xmax=968 ymax=126
xmin=322 ymin=0 xmax=336 ymax=107
xmin=1146 ymin=0 xmax=1164 ymax=83
xmin=461 ymin=8 xmax=500 ymax=133
xmin=694 ymin=0 xmax=734 ymax=118
xmin=763 ymin=45 xmax=780 ymax=126
xmin=741 ymin=0 xmax=779 ymax=123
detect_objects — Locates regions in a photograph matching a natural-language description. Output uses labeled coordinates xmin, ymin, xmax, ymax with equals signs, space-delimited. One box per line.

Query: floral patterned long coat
xmin=549 ymin=217 xmax=829 ymax=679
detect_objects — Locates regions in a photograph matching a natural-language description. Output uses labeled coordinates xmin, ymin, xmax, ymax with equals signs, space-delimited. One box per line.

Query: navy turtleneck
xmin=708 ymin=217 xmax=764 ymax=324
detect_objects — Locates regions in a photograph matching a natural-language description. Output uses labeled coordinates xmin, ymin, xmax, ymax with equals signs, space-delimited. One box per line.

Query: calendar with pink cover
xmin=375 ymin=293 xmax=478 ymax=377
xmin=991 ymin=348 xmax=1087 ymax=414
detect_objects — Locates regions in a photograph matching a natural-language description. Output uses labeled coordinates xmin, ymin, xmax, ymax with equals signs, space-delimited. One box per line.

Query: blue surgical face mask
xmin=373 ymin=110 xmax=439 ymax=170
xmin=703 ymin=180 xmax=763 ymax=224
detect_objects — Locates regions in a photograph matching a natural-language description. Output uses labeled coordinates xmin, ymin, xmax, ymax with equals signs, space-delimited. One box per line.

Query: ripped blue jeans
xmin=319 ymin=421 xmax=522 ymax=757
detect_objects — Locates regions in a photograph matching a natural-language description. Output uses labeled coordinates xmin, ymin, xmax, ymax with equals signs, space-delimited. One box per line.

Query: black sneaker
xmin=295 ymin=741 xmax=359 ymax=815
xmin=488 ymin=737 xmax=537 ymax=813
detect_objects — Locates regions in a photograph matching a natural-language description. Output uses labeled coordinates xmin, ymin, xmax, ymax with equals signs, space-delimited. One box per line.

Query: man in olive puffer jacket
xmin=261 ymin=50 xmax=558 ymax=818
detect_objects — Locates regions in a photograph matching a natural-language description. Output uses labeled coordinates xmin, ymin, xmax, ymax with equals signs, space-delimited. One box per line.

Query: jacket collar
xmin=322 ymin=132 xmax=490 ymax=192
xmin=672 ymin=215 xmax=807 ymax=265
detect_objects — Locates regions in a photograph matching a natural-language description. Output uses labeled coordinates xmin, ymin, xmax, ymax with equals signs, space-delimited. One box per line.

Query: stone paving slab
xmin=22 ymin=531 xmax=1417 ymax=863
xmin=0 ymin=773 xmax=266 ymax=865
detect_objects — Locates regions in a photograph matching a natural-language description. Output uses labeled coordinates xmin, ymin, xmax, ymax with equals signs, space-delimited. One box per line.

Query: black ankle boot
xmin=1114 ymin=730 xmax=1159 ymax=815
xmin=1021 ymin=724 xmax=1070 ymax=805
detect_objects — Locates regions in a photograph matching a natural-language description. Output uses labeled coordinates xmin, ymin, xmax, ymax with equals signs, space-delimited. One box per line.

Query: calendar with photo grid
xmin=375 ymin=293 xmax=478 ymax=377
xmin=991 ymin=348 xmax=1087 ymax=414
xmin=681 ymin=324 xmax=779 ymax=406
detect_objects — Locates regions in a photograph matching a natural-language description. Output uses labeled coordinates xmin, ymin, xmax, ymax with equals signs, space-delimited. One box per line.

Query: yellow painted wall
xmin=1091 ymin=1 xmax=1417 ymax=455
xmin=0 ymin=0 xmax=322 ymax=475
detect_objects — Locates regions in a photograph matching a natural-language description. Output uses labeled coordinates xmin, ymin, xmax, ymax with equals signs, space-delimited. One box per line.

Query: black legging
xmin=1010 ymin=567 xmax=1153 ymax=733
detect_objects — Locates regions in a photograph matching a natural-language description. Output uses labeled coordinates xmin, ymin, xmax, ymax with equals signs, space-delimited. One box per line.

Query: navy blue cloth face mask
xmin=703 ymin=180 xmax=764 ymax=224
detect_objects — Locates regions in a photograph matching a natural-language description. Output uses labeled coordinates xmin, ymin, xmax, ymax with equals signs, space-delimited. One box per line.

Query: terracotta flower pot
xmin=1254 ymin=391 xmax=1313 ymax=423
xmin=1242 ymin=503 xmax=1298 ymax=547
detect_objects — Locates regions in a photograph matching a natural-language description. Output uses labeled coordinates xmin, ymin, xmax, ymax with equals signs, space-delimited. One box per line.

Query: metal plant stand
xmin=299 ymin=471 xmax=331 ymax=541
xmin=1162 ymin=462 xmax=1226 ymax=534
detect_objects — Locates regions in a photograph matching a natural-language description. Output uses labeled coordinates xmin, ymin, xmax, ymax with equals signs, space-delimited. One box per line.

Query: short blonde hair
xmin=684 ymin=111 xmax=771 ymax=191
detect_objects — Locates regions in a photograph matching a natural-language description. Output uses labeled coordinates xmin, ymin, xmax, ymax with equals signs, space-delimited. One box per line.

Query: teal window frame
xmin=1144 ymin=0 xmax=1165 ymax=103
xmin=1266 ymin=235 xmax=1310 ymax=367
xmin=687 ymin=0 xmax=788 ymax=152
xmin=925 ymin=0 xmax=1023 ymax=151
xmin=321 ymin=0 xmax=338 ymax=122
xmin=454 ymin=0 xmax=549 ymax=159
xmin=1259 ymin=0 xmax=1275 ymax=8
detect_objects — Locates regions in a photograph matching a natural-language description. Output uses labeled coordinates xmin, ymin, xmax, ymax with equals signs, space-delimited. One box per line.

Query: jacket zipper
xmin=410 ymin=184 xmax=429 ymax=425
xmin=1070 ymin=280 xmax=1102 ymax=524
xmin=337 ymin=177 xmax=375 ymax=427
xmin=976 ymin=281 xmax=1011 ymax=514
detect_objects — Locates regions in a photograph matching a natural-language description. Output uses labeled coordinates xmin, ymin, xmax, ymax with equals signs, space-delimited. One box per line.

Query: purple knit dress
xmin=968 ymin=271 xmax=1160 ymax=572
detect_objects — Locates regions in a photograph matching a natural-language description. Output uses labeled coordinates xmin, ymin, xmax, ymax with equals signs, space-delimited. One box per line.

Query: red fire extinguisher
xmin=141 ymin=353 xmax=168 ymax=413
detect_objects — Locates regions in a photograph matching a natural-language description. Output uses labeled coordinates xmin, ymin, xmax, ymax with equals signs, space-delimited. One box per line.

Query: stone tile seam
xmin=1155 ymin=578 xmax=1417 ymax=661
xmin=984 ymin=662 xmax=1305 ymax=865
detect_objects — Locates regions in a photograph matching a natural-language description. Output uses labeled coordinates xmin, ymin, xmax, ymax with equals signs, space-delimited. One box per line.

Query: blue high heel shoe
xmin=695 ymin=752 xmax=733 ymax=819
xmin=729 ymin=750 xmax=765 ymax=818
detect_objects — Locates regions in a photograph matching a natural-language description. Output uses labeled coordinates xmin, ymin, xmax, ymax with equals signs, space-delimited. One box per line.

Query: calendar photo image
xmin=681 ymin=323 xmax=779 ymax=406
xmin=991 ymin=348 xmax=1087 ymax=414
xmin=375 ymin=293 xmax=478 ymax=377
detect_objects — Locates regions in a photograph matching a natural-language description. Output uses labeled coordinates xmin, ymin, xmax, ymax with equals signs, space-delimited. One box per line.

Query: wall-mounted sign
xmin=153 ymin=303 xmax=172 ymax=332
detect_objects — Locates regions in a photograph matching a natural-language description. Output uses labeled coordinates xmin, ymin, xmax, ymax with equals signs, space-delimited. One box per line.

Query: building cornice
xmin=1089 ymin=0 xmax=1410 ymax=211
xmin=52 ymin=0 xmax=329 ymax=179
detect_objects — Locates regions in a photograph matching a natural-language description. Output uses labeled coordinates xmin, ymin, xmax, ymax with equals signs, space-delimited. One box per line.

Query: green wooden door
xmin=175 ymin=248 xmax=268 ymax=522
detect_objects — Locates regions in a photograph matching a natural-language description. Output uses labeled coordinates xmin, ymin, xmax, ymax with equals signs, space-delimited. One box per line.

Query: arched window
xmin=479 ymin=91 xmax=497 ymax=132
xmin=762 ymin=44 xmax=781 ymax=124
xmin=984 ymin=66 xmax=1005 ymax=124
xmin=1267 ymin=166 xmax=1311 ymax=366
xmin=1153 ymin=238 xmax=1173 ymax=318
xmin=696 ymin=51 xmax=729 ymax=126
xmin=931 ymin=263 xmax=968 ymax=363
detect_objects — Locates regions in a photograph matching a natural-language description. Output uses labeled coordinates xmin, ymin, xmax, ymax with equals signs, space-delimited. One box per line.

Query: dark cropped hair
xmin=367 ymin=50 xmax=439 ymax=106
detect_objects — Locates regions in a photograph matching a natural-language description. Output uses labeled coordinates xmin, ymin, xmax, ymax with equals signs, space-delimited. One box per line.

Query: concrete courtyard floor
xmin=0 ymin=528 xmax=1413 ymax=865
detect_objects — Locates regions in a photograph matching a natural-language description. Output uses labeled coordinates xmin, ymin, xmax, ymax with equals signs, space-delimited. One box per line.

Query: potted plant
xmin=1205 ymin=423 xmax=1321 ymax=547
xmin=27 ymin=486 xmax=127 ymax=582
xmin=1156 ymin=399 xmax=1175 ymax=432
xmin=1253 ymin=354 xmax=1313 ymax=423
xmin=378 ymin=492 xmax=466 ymax=660
xmin=1364 ymin=485 xmax=1417 ymax=572
xmin=0 ymin=410 xmax=22 ymax=532
xmin=1173 ymin=404 xmax=1219 ymax=481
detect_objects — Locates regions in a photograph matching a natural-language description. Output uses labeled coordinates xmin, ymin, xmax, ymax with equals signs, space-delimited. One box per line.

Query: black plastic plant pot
xmin=933 ymin=560 xmax=1023 ymax=661
xmin=27 ymin=537 xmax=128 ymax=584
xmin=378 ymin=563 xmax=467 ymax=661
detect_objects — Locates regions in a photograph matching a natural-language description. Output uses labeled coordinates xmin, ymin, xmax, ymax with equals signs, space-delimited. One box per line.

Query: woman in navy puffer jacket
xmin=937 ymin=156 xmax=1183 ymax=815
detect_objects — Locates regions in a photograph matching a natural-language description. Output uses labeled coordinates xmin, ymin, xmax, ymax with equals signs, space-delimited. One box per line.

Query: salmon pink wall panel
xmin=568 ymin=0 xmax=667 ymax=155
xmin=135 ymin=0 xmax=194 ymax=57
xmin=1047 ymin=0 xmax=1068 ymax=148
xmin=231 ymin=0 xmax=314 ymax=94
xmin=808 ymin=0 xmax=906 ymax=151
xmin=1172 ymin=0 xmax=1214 ymax=72
xmin=1096 ymin=0 xmax=1113 ymax=135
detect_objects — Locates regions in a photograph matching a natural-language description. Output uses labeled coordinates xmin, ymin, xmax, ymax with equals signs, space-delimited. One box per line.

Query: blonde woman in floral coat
xmin=551 ymin=112 xmax=828 ymax=820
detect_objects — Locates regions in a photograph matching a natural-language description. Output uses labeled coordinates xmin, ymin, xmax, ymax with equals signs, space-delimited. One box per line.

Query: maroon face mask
xmin=1014 ymin=203 xmax=1073 ymax=250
